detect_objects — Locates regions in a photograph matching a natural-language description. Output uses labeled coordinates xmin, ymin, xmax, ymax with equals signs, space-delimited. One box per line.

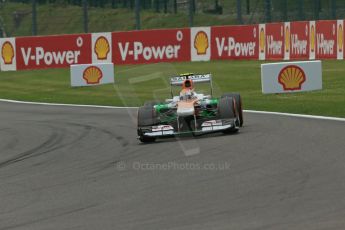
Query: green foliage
xmin=1 ymin=0 xmax=345 ymax=37
xmin=0 ymin=2 xmax=238 ymax=36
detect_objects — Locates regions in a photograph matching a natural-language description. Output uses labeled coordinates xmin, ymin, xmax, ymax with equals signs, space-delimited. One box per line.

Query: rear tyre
xmin=221 ymin=93 xmax=243 ymax=126
xmin=218 ymin=96 xmax=239 ymax=134
xmin=137 ymin=106 xmax=156 ymax=143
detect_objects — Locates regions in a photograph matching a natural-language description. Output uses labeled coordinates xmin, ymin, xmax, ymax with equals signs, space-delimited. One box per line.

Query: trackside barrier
xmin=0 ymin=19 xmax=344 ymax=71
xmin=261 ymin=60 xmax=322 ymax=94
xmin=70 ymin=63 xmax=114 ymax=87
xmin=112 ymin=28 xmax=190 ymax=65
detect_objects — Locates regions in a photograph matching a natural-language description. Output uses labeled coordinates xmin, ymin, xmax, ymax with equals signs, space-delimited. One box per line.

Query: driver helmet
xmin=180 ymin=79 xmax=194 ymax=100
xmin=182 ymin=79 xmax=194 ymax=90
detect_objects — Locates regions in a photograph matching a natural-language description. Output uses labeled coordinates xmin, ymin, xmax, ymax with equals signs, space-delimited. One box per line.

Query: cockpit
xmin=179 ymin=79 xmax=195 ymax=101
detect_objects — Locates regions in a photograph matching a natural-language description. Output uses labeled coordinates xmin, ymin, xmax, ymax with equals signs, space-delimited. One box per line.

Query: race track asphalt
xmin=0 ymin=101 xmax=345 ymax=230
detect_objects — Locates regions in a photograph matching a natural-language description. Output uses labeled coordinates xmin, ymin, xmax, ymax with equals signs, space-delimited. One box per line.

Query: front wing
xmin=138 ymin=118 xmax=238 ymax=138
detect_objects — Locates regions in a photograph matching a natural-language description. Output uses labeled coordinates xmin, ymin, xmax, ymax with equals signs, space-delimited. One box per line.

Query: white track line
xmin=243 ymin=110 xmax=345 ymax=122
xmin=0 ymin=99 xmax=134 ymax=109
xmin=1 ymin=98 xmax=344 ymax=122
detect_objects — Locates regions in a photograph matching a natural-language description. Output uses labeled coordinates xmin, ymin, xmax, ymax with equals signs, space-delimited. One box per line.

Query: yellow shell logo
xmin=1 ymin=41 xmax=15 ymax=65
xmin=338 ymin=24 xmax=343 ymax=52
xmin=285 ymin=25 xmax=290 ymax=53
xmin=83 ymin=66 xmax=103 ymax=84
xmin=194 ymin=31 xmax=209 ymax=55
xmin=259 ymin=27 xmax=265 ymax=53
xmin=278 ymin=65 xmax=306 ymax=91
xmin=94 ymin=36 xmax=110 ymax=60
xmin=310 ymin=25 xmax=315 ymax=52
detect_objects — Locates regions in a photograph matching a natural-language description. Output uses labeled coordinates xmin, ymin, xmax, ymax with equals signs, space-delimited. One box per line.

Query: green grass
xmin=0 ymin=60 xmax=344 ymax=118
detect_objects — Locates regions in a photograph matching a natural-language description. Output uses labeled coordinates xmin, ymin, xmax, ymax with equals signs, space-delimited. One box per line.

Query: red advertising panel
xmin=265 ymin=23 xmax=284 ymax=60
xmin=315 ymin=20 xmax=337 ymax=59
xmin=112 ymin=29 xmax=190 ymax=64
xmin=211 ymin=25 xmax=258 ymax=60
xmin=289 ymin=21 xmax=309 ymax=60
xmin=16 ymin=34 xmax=92 ymax=70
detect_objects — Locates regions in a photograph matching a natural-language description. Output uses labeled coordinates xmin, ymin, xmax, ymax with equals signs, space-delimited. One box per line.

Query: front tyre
xmin=137 ymin=106 xmax=156 ymax=143
xmin=221 ymin=93 xmax=243 ymax=126
xmin=139 ymin=135 xmax=156 ymax=143
xmin=218 ymin=96 xmax=239 ymax=134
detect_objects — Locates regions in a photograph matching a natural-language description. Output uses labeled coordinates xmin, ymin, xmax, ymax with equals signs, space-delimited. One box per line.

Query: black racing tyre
xmin=138 ymin=106 xmax=155 ymax=126
xmin=218 ymin=96 xmax=239 ymax=134
xmin=137 ymin=106 xmax=156 ymax=143
xmin=139 ymin=135 xmax=156 ymax=143
xmin=221 ymin=93 xmax=243 ymax=126
xmin=218 ymin=96 xmax=236 ymax=119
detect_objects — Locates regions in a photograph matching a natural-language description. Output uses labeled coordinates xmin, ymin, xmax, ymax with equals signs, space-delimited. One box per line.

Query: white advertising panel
xmin=92 ymin=32 xmax=112 ymax=63
xmin=261 ymin=60 xmax=322 ymax=94
xmin=70 ymin=63 xmax=114 ymax=87
xmin=309 ymin=21 xmax=316 ymax=60
xmin=259 ymin=24 xmax=266 ymax=60
xmin=191 ymin=27 xmax=211 ymax=61
xmin=0 ymin=37 xmax=17 ymax=71
xmin=337 ymin=20 xmax=344 ymax=60
xmin=284 ymin=22 xmax=290 ymax=60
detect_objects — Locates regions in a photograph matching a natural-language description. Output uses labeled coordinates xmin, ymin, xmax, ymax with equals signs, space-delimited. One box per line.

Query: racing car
xmin=137 ymin=73 xmax=243 ymax=143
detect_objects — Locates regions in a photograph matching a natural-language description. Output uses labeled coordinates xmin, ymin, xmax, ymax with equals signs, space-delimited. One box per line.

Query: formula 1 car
xmin=137 ymin=73 xmax=243 ymax=143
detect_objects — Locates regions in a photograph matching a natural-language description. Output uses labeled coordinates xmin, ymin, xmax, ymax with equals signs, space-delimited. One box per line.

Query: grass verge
xmin=0 ymin=60 xmax=344 ymax=118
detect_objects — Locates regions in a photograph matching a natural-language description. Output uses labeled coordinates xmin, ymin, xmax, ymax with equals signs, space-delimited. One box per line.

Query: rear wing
xmin=170 ymin=73 xmax=212 ymax=85
xmin=170 ymin=73 xmax=213 ymax=96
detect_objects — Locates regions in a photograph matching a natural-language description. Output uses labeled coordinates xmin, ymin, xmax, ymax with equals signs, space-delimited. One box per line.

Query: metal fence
xmin=1 ymin=0 xmax=345 ymax=37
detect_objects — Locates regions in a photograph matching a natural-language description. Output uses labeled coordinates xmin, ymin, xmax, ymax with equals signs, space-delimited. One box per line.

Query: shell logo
xmin=310 ymin=24 xmax=315 ymax=52
xmin=285 ymin=25 xmax=290 ymax=53
xmin=338 ymin=24 xmax=343 ymax=52
xmin=278 ymin=65 xmax=306 ymax=91
xmin=1 ymin=41 xmax=15 ymax=65
xmin=259 ymin=27 xmax=265 ymax=53
xmin=83 ymin=66 xmax=103 ymax=84
xmin=94 ymin=36 xmax=110 ymax=60
xmin=194 ymin=31 xmax=209 ymax=55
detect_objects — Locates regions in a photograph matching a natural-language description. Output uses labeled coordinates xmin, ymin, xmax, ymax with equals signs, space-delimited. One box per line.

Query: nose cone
xmin=177 ymin=106 xmax=195 ymax=116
